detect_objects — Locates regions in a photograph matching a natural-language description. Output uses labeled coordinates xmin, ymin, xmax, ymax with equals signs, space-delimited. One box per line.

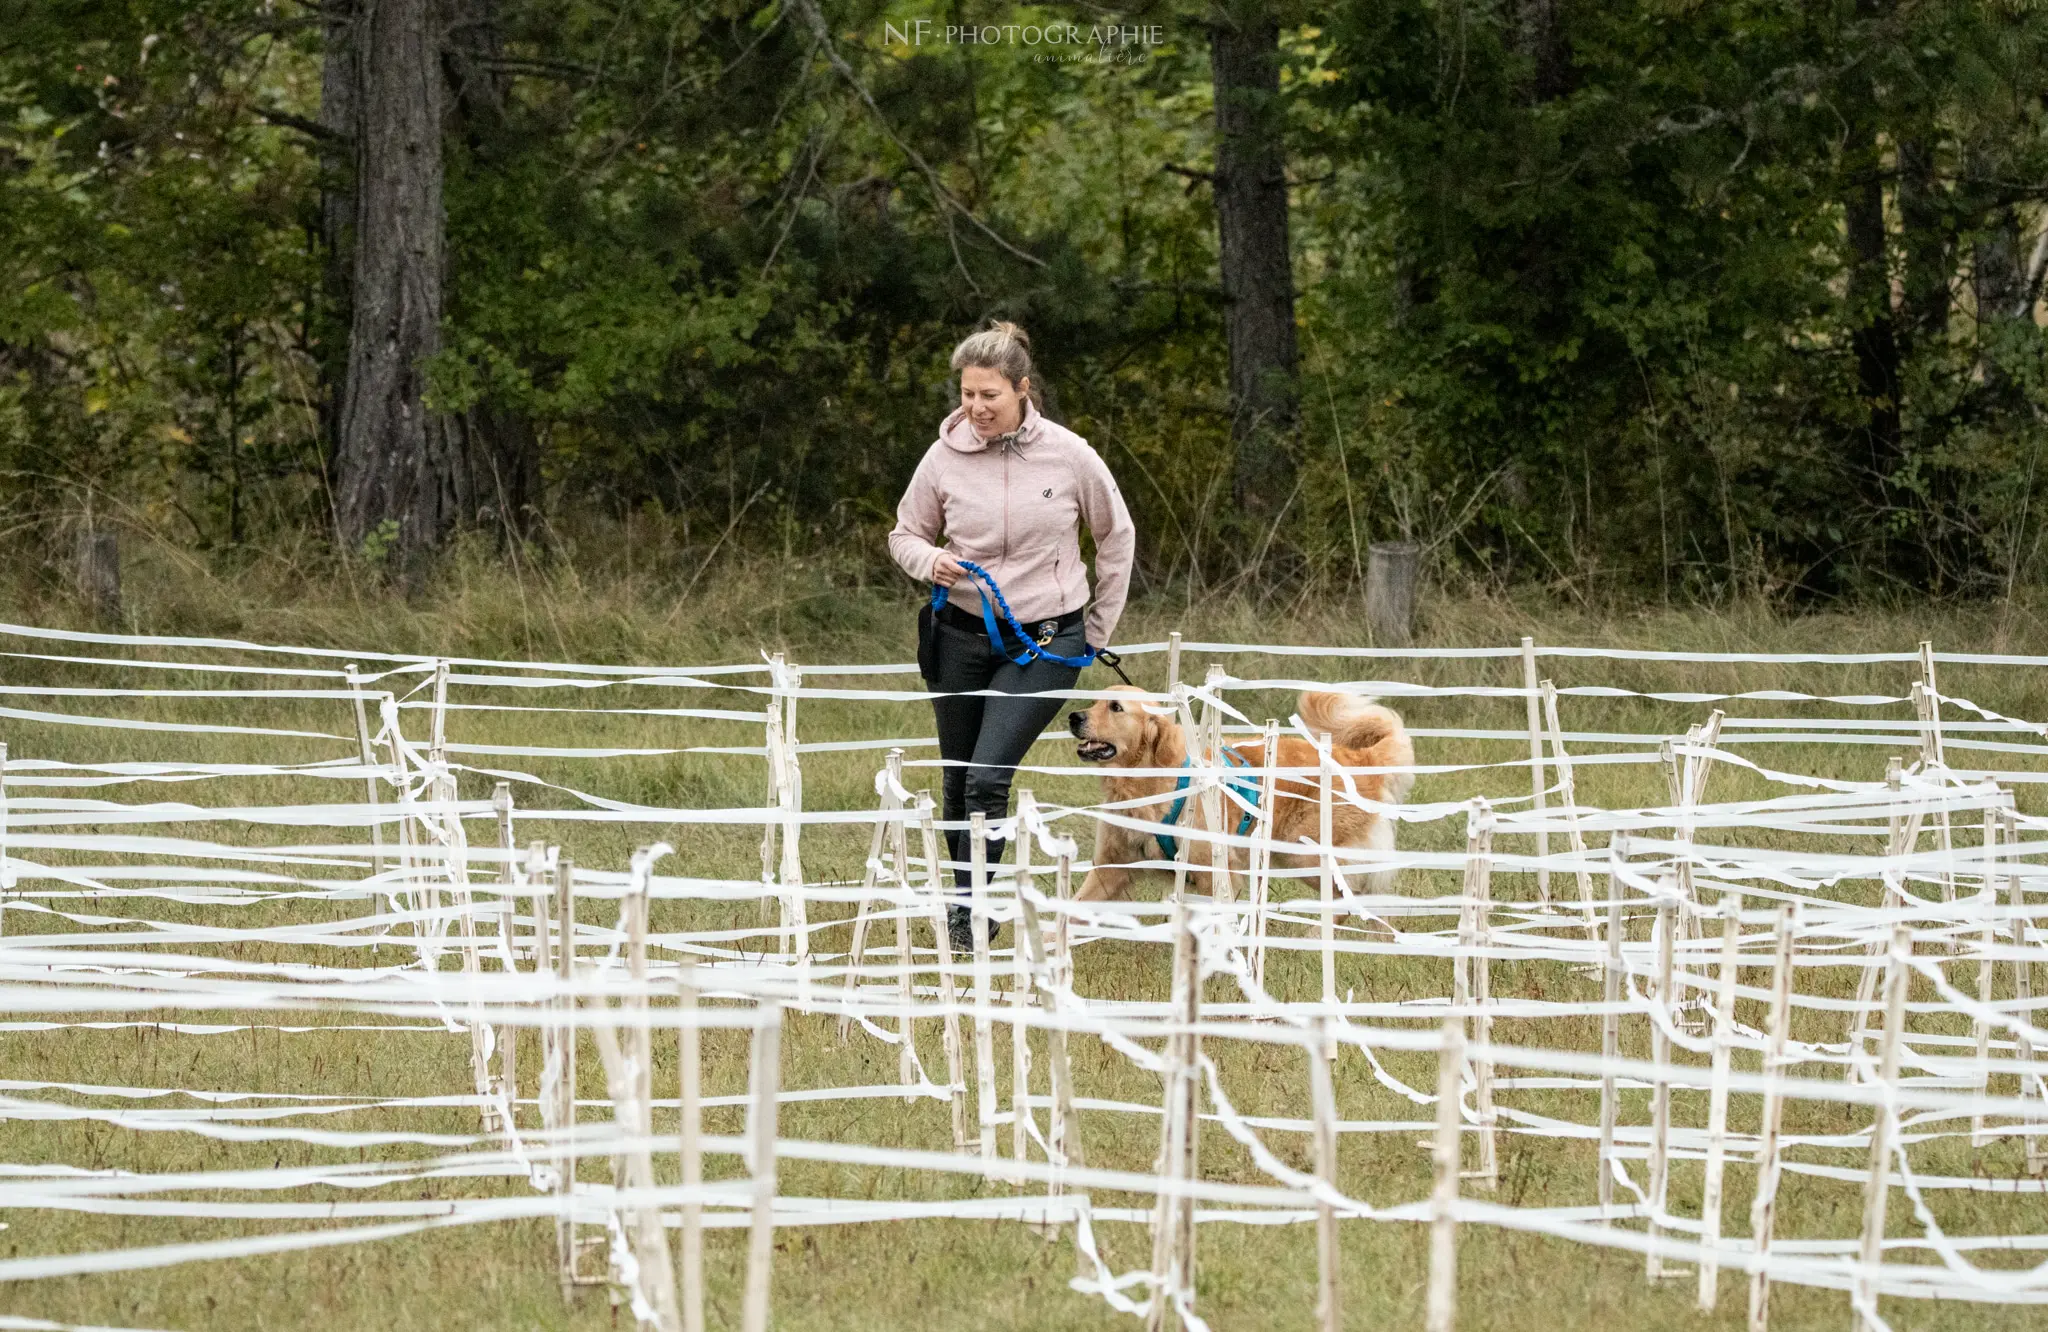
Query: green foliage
xmin=9 ymin=0 xmax=2048 ymax=604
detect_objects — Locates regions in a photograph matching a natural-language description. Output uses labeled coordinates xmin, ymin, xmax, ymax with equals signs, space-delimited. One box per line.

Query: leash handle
xmin=931 ymin=560 xmax=1129 ymax=680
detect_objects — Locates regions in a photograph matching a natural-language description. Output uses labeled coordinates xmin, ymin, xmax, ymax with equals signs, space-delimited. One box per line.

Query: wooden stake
xmin=1540 ymin=680 xmax=1597 ymax=940
xmin=741 ymin=1005 xmax=782 ymax=1332
xmin=1456 ymin=799 xmax=1498 ymax=1187
xmin=970 ymin=810 xmax=999 ymax=1165
xmin=429 ymin=657 xmax=450 ymax=765
xmin=840 ymin=748 xmax=904 ymax=1042
xmin=916 ymin=798 xmax=969 ymax=1150
xmin=555 ymin=854 xmax=578 ymax=1297
xmin=778 ymin=660 xmax=809 ymax=962
xmin=1973 ymin=809 xmax=1998 ymax=1149
xmin=2010 ymin=808 xmax=2044 ymax=1176
xmin=1147 ymin=893 xmax=1202 ymax=1330
xmin=1912 ymin=677 xmax=1957 ymax=914
xmin=1201 ymin=665 xmax=1233 ymax=904
xmin=1747 ymin=906 xmax=1795 ymax=1332
xmin=677 ymin=968 xmax=704 ymax=1332
xmin=343 ymin=665 xmax=386 ymax=879
xmin=494 ymin=782 xmax=518 ymax=1130
xmin=1598 ymin=855 xmax=1626 ymax=1222
xmin=626 ymin=855 xmax=654 ymax=1165
xmin=1051 ymin=847 xmax=1083 ymax=1170
xmin=528 ymin=841 xmax=551 ymax=1141
xmin=1308 ymin=1015 xmax=1342 ymax=1332
xmin=1427 ymin=1014 xmax=1465 ymax=1332
xmin=0 ymin=741 xmax=10 ymax=938
xmin=1853 ymin=924 xmax=1911 ymax=1332
xmin=1852 ymin=762 xmax=1923 ymax=1081
xmin=1318 ymin=730 xmax=1338 ymax=1022
xmin=1014 ymin=826 xmax=1079 ymax=1221
xmin=1250 ymin=719 xmax=1281 ymax=991
xmin=890 ymin=776 xmax=917 ymax=1098
xmin=1699 ymin=892 xmax=1744 ymax=1309
xmin=758 ymin=691 xmax=780 ymax=934
xmin=1166 ymin=631 xmax=1183 ymax=697
xmin=1013 ymin=791 xmax=1037 ymax=1179
xmin=1646 ymin=894 xmax=1678 ymax=1280
xmin=1521 ymin=637 xmax=1550 ymax=903
xmin=587 ymin=954 xmax=679 ymax=1332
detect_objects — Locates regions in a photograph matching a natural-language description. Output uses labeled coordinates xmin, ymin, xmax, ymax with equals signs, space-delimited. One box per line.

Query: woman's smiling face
xmin=960 ymin=365 xmax=1028 ymax=437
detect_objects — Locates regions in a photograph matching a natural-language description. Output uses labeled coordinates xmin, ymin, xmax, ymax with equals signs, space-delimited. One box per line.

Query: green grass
xmin=3 ymin=547 xmax=2048 ymax=1330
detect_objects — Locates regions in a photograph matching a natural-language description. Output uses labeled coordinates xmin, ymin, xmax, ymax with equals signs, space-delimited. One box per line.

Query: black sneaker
xmin=947 ymin=903 xmax=999 ymax=953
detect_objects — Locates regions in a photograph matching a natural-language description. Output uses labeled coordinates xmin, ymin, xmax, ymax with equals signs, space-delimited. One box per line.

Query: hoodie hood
xmin=939 ymin=394 xmax=1044 ymax=454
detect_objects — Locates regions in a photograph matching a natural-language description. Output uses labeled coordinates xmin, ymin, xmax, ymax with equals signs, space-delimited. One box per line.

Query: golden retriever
xmin=1066 ymin=686 xmax=1415 ymax=904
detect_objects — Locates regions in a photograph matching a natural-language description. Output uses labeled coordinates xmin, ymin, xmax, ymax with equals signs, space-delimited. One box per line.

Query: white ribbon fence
xmin=0 ymin=624 xmax=2045 ymax=1332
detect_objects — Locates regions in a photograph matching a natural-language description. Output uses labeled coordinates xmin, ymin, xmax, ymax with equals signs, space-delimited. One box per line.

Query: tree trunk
xmin=1843 ymin=144 xmax=1901 ymax=506
xmin=1512 ymin=0 xmax=1570 ymax=102
xmin=1896 ymin=135 xmax=1951 ymax=344
xmin=1210 ymin=0 xmax=1299 ymax=521
xmin=334 ymin=0 xmax=464 ymax=568
xmin=1974 ymin=205 xmax=2026 ymax=397
xmin=441 ymin=0 xmax=541 ymax=540
xmin=317 ymin=0 xmax=359 ymax=487
xmin=443 ymin=0 xmax=509 ymax=134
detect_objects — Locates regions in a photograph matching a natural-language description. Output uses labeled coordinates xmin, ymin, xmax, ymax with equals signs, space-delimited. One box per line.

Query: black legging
xmin=927 ymin=608 xmax=1086 ymax=894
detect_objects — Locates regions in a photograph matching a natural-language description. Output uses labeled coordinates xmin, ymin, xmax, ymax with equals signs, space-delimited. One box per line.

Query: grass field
xmin=2 ymin=552 xmax=2047 ymax=1331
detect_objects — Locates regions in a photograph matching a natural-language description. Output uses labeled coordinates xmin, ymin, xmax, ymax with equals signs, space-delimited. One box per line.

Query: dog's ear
xmin=1141 ymin=709 xmax=1162 ymax=756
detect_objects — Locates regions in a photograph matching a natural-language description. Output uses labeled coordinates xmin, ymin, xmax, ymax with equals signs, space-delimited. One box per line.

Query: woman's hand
xmin=930 ymin=552 xmax=964 ymax=587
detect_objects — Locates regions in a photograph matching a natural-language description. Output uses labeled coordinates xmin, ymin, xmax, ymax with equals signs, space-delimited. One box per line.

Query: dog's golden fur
xmin=1067 ymin=686 xmax=1415 ymax=903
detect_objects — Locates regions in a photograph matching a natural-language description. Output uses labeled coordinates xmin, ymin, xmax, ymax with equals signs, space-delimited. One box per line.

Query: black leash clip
xmin=1093 ymin=647 xmax=1136 ymax=688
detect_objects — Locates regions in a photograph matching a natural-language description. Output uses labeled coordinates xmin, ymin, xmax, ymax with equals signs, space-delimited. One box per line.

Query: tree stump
xmin=74 ymin=525 xmax=121 ymax=623
xmin=1365 ymin=540 xmax=1419 ymax=646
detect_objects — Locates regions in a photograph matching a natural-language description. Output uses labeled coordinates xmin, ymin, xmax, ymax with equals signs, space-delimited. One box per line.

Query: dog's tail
xmin=1299 ymin=690 xmax=1400 ymax=751
xmin=1300 ymin=690 xmax=1415 ymax=801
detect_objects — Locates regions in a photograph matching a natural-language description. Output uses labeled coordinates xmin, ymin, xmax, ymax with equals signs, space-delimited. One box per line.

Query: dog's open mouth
xmin=1075 ymin=739 xmax=1117 ymax=762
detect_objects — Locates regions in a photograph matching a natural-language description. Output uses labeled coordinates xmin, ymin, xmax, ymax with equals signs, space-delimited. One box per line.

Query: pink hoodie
xmin=888 ymin=397 xmax=1136 ymax=648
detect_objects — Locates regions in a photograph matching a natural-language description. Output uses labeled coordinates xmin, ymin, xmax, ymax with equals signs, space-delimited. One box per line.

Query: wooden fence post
xmin=1747 ymin=905 xmax=1796 ymax=1332
xmin=1146 ymin=893 xmax=1202 ymax=1331
xmin=1699 ymin=892 xmax=1744 ymax=1309
xmin=494 ymin=782 xmax=519 ymax=1130
xmin=741 ymin=1004 xmax=783 ymax=1332
xmin=1540 ymin=680 xmax=1597 ymax=939
xmin=554 ymin=854 xmax=581 ymax=1297
xmin=916 ymin=797 xmax=970 ymax=1150
xmin=1427 ymin=1014 xmax=1465 ymax=1332
xmin=1598 ymin=839 xmax=1627 ymax=1221
xmin=1318 ymin=730 xmax=1338 ymax=1027
xmin=1521 ymin=637 xmax=1550 ymax=903
xmin=1308 ymin=1015 xmax=1342 ymax=1332
xmin=677 ymin=967 xmax=705 ymax=1332
xmin=1646 ymin=892 xmax=1678 ymax=1280
xmin=1250 ymin=719 xmax=1281 ymax=990
xmin=72 ymin=521 xmax=121 ymax=622
xmin=969 ymin=811 xmax=999 ymax=1166
xmin=1456 ymin=799 xmax=1498 ymax=1188
xmin=1365 ymin=539 xmax=1419 ymax=646
xmin=1853 ymin=924 xmax=1912 ymax=1332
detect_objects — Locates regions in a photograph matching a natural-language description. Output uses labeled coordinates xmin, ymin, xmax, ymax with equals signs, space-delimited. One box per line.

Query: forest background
xmin=10 ymin=0 xmax=2048 ymax=624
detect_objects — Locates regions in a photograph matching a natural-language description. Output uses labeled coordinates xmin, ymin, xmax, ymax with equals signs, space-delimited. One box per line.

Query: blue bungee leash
xmin=930 ymin=559 xmax=1134 ymax=684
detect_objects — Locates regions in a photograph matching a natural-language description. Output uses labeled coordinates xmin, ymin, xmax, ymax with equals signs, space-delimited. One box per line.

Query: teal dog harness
xmin=1155 ymin=745 xmax=1263 ymax=861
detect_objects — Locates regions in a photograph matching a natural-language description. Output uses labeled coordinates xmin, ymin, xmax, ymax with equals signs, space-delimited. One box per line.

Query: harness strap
xmin=1155 ymin=746 xmax=1262 ymax=861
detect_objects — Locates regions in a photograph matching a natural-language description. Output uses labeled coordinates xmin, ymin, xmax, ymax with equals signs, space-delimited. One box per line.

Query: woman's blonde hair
xmin=950 ymin=319 xmax=1043 ymax=410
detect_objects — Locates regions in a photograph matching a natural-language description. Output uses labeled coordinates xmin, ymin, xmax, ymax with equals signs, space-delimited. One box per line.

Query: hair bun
xmin=987 ymin=319 xmax=1031 ymax=349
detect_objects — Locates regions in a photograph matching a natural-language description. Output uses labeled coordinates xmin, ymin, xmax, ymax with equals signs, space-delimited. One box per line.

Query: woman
xmin=888 ymin=321 xmax=1136 ymax=951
